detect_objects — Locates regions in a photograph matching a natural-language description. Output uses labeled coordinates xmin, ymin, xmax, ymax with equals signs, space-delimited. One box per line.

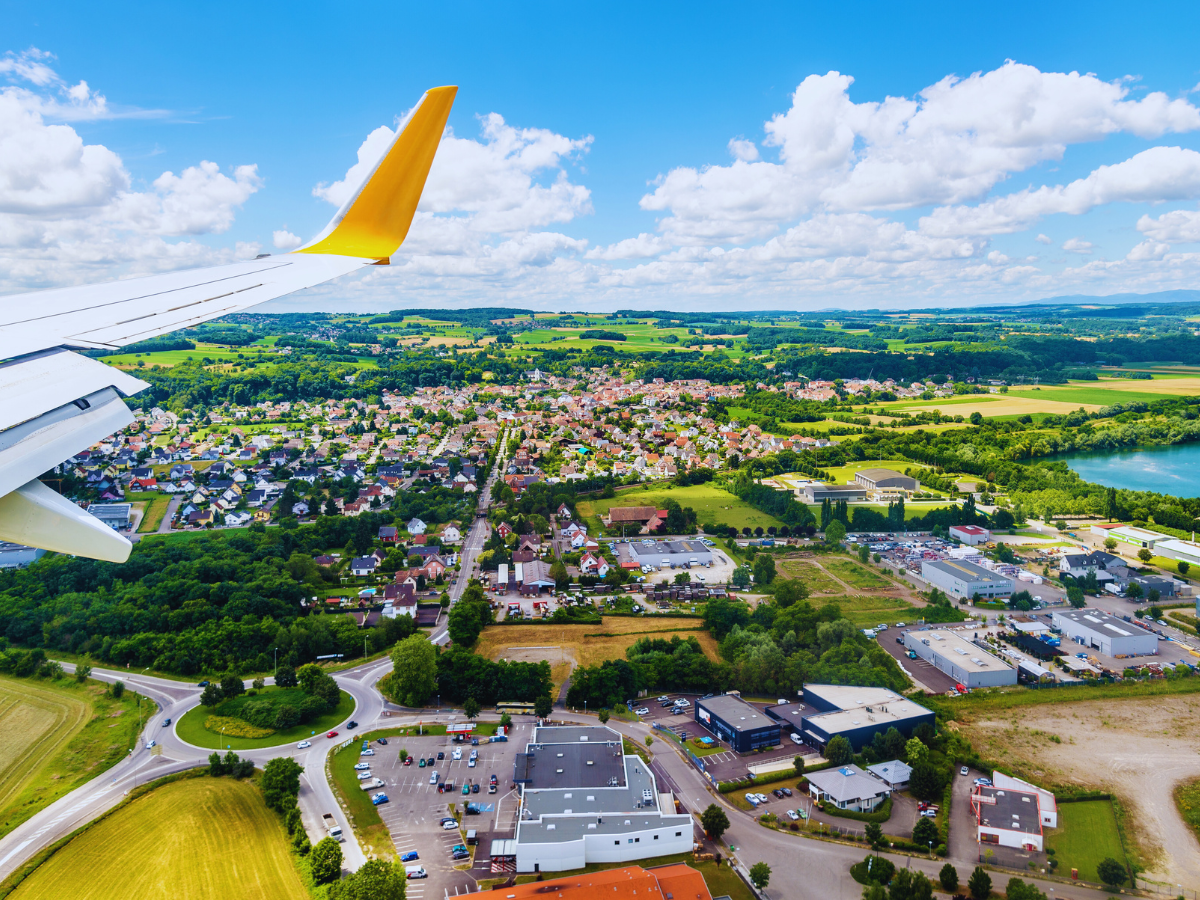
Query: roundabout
xmin=173 ymin=688 xmax=358 ymax=751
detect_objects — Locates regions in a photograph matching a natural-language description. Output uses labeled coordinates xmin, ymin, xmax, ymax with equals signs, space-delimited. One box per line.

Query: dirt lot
xmin=953 ymin=693 xmax=1200 ymax=887
xmin=474 ymin=620 xmax=719 ymax=696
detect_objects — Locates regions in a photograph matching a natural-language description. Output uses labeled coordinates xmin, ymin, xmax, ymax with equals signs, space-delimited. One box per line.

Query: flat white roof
xmin=915 ymin=630 xmax=1015 ymax=675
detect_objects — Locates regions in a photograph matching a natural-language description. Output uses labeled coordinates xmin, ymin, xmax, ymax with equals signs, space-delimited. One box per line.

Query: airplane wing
xmin=0 ymin=86 xmax=457 ymax=563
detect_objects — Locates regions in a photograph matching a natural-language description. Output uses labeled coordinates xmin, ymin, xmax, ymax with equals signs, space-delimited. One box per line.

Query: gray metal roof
xmin=698 ymin=694 xmax=779 ymax=734
xmin=806 ymin=765 xmax=890 ymax=804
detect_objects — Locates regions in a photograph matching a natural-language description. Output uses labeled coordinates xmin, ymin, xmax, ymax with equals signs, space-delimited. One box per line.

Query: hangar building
xmin=1050 ymin=608 xmax=1158 ymax=657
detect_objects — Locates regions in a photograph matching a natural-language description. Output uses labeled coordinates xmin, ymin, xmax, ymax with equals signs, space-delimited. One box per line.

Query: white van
xmin=405 ymin=865 xmax=427 ymax=879
xmin=789 ymin=733 xmax=804 ymax=745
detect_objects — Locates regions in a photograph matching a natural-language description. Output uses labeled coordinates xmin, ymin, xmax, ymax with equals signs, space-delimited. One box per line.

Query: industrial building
xmin=626 ymin=539 xmax=712 ymax=569
xmin=1154 ymin=538 xmax=1200 ymax=569
xmin=903 ymin=630 xmax=1018 ymax=688
xmin=511 ymin=725 xmax=692 ymax=874
xmin=0 ymin=542 xmax=45 ymax=569
xmin=949 ymin=524 xmax=991 ymax=546
xmin=971 ymin=780 xmax=1055 ymax=852
xmin=792 ymin=685 xmax=934 ymax=752
xmin=853 ymin=468 xmax=919 ymax=494
xmin=921 ymin=558 xmax=1014 ymax=599
xmin=1050 ymin=608 xmax=1158 ymax=657
xmin=695 ymin=693 xmax=780 ymax=752
xmin=801 ymin=483 xmax=868 ymax=504
xmin=492 ymin=864 xmax=713 ymax=900
xmin=87 ymin=502 xmax=132 ymax=531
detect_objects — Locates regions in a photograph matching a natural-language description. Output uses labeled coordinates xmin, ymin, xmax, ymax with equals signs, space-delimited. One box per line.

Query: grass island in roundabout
xmin=175 ymin=686 xmax=356 ymax=751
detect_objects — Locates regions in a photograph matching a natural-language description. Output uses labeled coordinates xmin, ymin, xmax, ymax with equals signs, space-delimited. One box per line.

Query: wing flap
xmin=0 ymin=349 xmax=149 ymax=433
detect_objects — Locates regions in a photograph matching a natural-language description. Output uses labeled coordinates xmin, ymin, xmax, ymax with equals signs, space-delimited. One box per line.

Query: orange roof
xmin=497 ymin=864 xmax=711 ymax=900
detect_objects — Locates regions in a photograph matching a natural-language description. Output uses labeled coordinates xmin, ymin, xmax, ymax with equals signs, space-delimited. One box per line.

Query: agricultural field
xmin=126 ymin=491 xmax=171 ymax=533
xmin=809 ymin=594 xmax=921 ymax=628
xmin=823 ymin=559 xmax=902 ymax=591
xmin=173 ymin=688 xmax=356 ymax=750
xmin=474 ymin=619 xmax=719 ymax=696
xmin=9 ymin=777 xmax=304 ymax=900
xmin=777 ymin=558 xmax=844 ymax=594
xmin=101 ymin=343 xmax=250 ymax=369
xmin=578 ymin=483 xmax=784 ymax=532
xmin=0 ymin=675 xmax=144 ymax=840
xmin=945 ymin=688 xmax=1200 ymax=886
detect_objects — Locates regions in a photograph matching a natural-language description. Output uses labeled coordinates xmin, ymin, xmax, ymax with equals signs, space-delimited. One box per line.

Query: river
xmin=1062 ymin=442 xmax=1200 ymax=497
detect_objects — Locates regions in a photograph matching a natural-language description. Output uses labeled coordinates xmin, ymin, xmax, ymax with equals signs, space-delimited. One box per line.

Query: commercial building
xmin=867 ymin=760 xmax=912 ymax=790
xmin=1051 ymin=608 xmax=1158 ymax=657
xmin=602 ymin=507 xmax=665 ymax=534
xmin=493 ymin=864 xmax=712 ymax=900
xmin=87 ymin=502 xmax=132 ymax=531
xmin=992 ymin=772 xmax=1057 ymax=828
xmin=793 ymin=685 xmax=934 ymax=753
xmin=903 ymin=630 xmax=1018 ymax=688
xmin=626 ymin=539 xmax=712 ymax=569
xmin=972 ymin=783 xmax=1047 ymax=852
xmin=801 ymin=483 xmax=868 ymax=504
xmin=516 ymin=560 xmax=557 ymax=594
xmin=853 ymin=468 xmax=919 ymax=494
xmin=949 ymin=524 xmax=991 ymax=546
xmin=921 ymin=558 xmax=1014 ymax=599
xmin=1154 ymin=538 xmax=1200 ymax=569
xmin=1090 ymin=523 xmax=1163 ymax=550
xmin=695 ymin=693 xmax=780 ymax=753
xmin=0 ymin=542 xmax=45 ymax=569
xmin=511 ymin=725 xmax=692 ymax=873
xmin=807 ymin=764 xmax=891 ymax=812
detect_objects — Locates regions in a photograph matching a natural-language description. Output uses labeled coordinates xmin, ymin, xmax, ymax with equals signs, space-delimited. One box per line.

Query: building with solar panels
xmin=921 ymin=558 xmax=1014 ymax=600
xmin=1051 ymin=608 xmax=1158 ymax=657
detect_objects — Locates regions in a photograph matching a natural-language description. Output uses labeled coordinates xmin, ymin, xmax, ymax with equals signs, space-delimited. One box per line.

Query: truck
xmin=322 ymin=813 xmax=343 ymax=841
xmin=359 ymin=777 xmax=385 ymax=791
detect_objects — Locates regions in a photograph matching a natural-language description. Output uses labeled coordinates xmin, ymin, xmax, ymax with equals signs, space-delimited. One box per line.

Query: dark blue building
xmin=695 ymin=694 xmax=780 ymax=753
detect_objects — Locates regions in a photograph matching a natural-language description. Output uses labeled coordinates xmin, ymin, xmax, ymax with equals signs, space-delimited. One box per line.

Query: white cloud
xmin=585 ymin=233 xmax=667 ymax=260
xmin=1035 ymin=233 xmax=1054 ymax=244
xmin=1136 ymin=207 xmax=1200 ymax=243
xmin=728 ymin=138 xmax=759 ymax=162
xmin=1062 ymin=237 xmax=1094 ymax=254
xmin=0 ymin=51 xmax=259 ymax=291
xmin=273 ymin=229 xmax=302 ymax=250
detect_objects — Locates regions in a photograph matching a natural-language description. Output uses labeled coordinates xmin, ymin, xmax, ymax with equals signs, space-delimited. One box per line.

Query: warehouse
xmin=801 ymin=483 xmax=867 ymax=504
xmin=511 ymin=725 xmax=692 ymax=873
xmin=921 ymin=558 xmax=1014 ymax=599
xmin=794 ymin=685 xmax=934 ymax=753
xmin=948 ymin=524 xmax=991 ymax=546
xmin=626 ymin=539 xmax=712 ymax=569
xmin=695 ymin=693 xmax=780 ymax=753
xmin=1050 ymin=608 xmax=1158 ymax=657
xmin=903 ymin=630 xmax=1018 ymax=688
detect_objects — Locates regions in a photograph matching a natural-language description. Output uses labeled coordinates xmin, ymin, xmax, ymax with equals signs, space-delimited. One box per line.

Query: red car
xmin=327 ymin=730 xmax=339 ymax=738
xmin=403 ymin=757 xmax=413 ymax=766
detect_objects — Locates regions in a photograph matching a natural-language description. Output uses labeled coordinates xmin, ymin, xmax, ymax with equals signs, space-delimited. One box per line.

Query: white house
xmin=407 ymin=517 xmax=427 ymax=535
xmin=441 ymin=524 xmax=462 ymax=543
xmin=223 ymin=511 xmax=253 ymax=527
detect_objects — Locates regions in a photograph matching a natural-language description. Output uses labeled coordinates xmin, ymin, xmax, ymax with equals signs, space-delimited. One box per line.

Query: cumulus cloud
xmin=1035 ymin=233 xmax=1054 ymax=244
xmin=273 ymin=229 xmax=302 ymax=250
xmin=0 ymin=51 xmax=259 ymax=290
xmin=1062 ymin=237 xmax=1094 ymax=253
xmin=728 ymin=138 xmax=759 ymax=162
xmin=1136 ymin=207 xmax=1200 ymax=243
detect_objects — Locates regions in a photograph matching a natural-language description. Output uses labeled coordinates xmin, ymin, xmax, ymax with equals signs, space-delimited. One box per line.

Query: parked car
xmin=920 ymin=809 xmax=936 ymax=818
xmin=429 ymin=771 xmax=438 ymax=784
xmin=960 ymin=766 xmax=969 ymax=776
xmin=781 ymin=787 xmax=793 ymax=797
xmin=427 ymin=757 xmax=435 ymax=766
xmin=490 ymin=773 xmax=498 ymax=784
xmin=441 ymin=819 xmax=458 ymax=830
xmin=744 ymin=793 xmax=759 ymax=807
xmin=437 ymin=751 xmax=445 ymax=760
xmin=371 ymin=793 xmax=389 ymax=806
xmin=400 ymin=851 xmax=419 ymax=863
xmin=471 ymin=783 xmax=480 ymax=793
xmin=403 ymin=757 xmax=412 ymax=766
xmin=356 ymin=770 xmax=372 ymax=780
xmin=453 ymin=749 xmax=462 ymax=760
xmin=635 ymin=707 xmax=650 ymax=716
xmin=488 ymin=784 xmax=497 ymax=794
xmin=462 ymin=784 xmax=471 ymax=795
xmin=786 ymin=809 xmax=800 ymax=821
xmin=419 ymin=758 xmax=426 ymax=767
xmin=468 ymin=758 xmax=476 ymax=767
xmin=354 ymin=762 xmax=370 ymax=770
xmin=772 ymin=789 xmax=784 ymax=799
xmin=756 ymin=793 xmax=769 ymax=804
xmin=360 ymin=748 xmax=375 ymax=756
xmin=657 ymin=695 xmax=670 ymax=702
xmin=907 ymin=650 xmax=919 ymax=659
xmin=297 ymin=740 xmax=311 ymax=749
xmin=377 ymin=737 xmax=388 ymax=745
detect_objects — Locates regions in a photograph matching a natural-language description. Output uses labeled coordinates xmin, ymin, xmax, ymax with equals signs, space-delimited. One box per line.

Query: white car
xmin=361 ymin=748 xmax=375 ymax=756
xmin=356 ymin=770 xmax=372 ymax=780
xmin=441 ymin=820 xmax=458 ymax=830
xmin=354 ymin=762 xmax=371 ymax=770
xmin=635 ymin=707 xmax=650 ymax=716
xmin=297 ymin=741 xmax=312 ymax=749
xmin=452 ymin=749 xmax=462 ymax=760
xmin=657 ymin=695 xmax=670 ymax=702
xmin=145 ymin=739 xmax=156 ymax=749
xmin=468 ymin=758 xmax=476 ymax=767
xmin=755 ymin=793 xmax=769 ymax=804
xmin=429 ymin=771 xmax=439 ymax=784
xmin=744 ymin=793 xmax=759 ymax=807
xmin=786 ymin=809 xmax=800 ymax=821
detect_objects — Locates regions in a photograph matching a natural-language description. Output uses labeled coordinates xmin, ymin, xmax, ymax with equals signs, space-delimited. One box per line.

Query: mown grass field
xmin=1045 ymin=799 xmax=1129 ymax=884
xmin=125 ymin=491 xmax=171 ymax=533
xmin=823 ymin=559 xmax=900 ymax=591
xmin=0 ymin=675 xmax=144 ymax=840
xmin=174 ymin=688 xmax=356 ymax=750
xmin=9 ymin=777 xmax=304 ymax=900
xmin=777 ymin=559 xmax=843 ymax=593
xmin=578 ymin=483 xmax=784 ymax=532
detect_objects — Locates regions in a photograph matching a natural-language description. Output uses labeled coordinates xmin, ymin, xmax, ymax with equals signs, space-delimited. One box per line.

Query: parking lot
xmin=877 ymin=628 xmax=961 ymax=693
xmin=356 ymin=721 xmax=533 ymax=895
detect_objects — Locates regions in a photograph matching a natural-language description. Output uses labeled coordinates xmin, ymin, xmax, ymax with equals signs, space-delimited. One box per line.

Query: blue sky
xmin=5 ymin=1 xmax=1200 ymax=310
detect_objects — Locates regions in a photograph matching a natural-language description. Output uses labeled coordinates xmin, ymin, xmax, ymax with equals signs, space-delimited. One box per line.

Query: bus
xmin=495 ymin=702 xmax=537 ymax=716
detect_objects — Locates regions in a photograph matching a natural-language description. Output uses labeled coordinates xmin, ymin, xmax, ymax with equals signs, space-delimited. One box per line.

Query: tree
xmin=208 ymin=751 xmax=225 ymax=776
xmin=534 ymin=694 xmax=553 ymax=718
xmin=463 ymin=697 xmax=481 ymax=719
xmin=389 ymin=634 xmax=438 ymax=707
xmin=550 ymin=559 xmax=570 ymax=589
xmin=1096 ymin=857 xmax=1127 ymax=887
xmin=730 ymin=566 xmax=751 ymax=588
xmin=1126 ymin=582 xmax=1143 ymax=600
xmin=1004 ymin=877 xmax=1048 ymax=900
xmin=858 ymin=543 xmax=870 ymax=563
xmin=888 ymin=869 xmax=933 ymax=900
xmin=499 ymin=712 xmax=512 ymax=730
xmin=938 ymin=863 xmax=959 ymax=893
xmin=310 ymin=836 xmax=343 ymax=884
xmin=221 ymin=672 xmax=245 ymax=700
xmin=1180 ymin=560 xmax=1191 ymax=576
xmin=260 ymin=756 xmax=304 ymax=812
xmin=448 ymin=597 xmax=491 ymax=647
xmin=74 ymin=663 xmax=92 ymax=683
xmin=912 ymin=815 xmax=938 ymax=848
xmin=275 ymin=664 xmax=298 ymax=688
xmin=864 ymin=820 xmax=884 ymax=851
xmin=597 ymin=708 xmax=610 ymax=724
xmin=908 ymin=761 xmax=944 ymax=801
xmin=200 ymin=683 xmax=223 ymax=708
xmin=1103 ymin=536 xmax=1118 ymax=551
xmin=967 ymin=866 xmax=991 ymax=900
xmin=752 ymin=554 xmax=776 ymax=586
xmin=773 ymin=578 xmax=808 ymax=607
xmin=825 ymin=735 xmax=853 ymax=766
xmin=111 ymin=680 xmax=125 ymax=699
xmin=1066 ymin=585 xmax=1085 ymax=609
xmin=1138 ymin=548 xmax=1153 ymax=564
xmin=793 ymin=755 xmax=806 ymax=776
xmin=748 ymin=862 xmax=771 ymax=890
xmin=825 ymin=519 xmax=847 ymax=545
xmin=904 ymin=737 xmax=928 ymax=764
xmin=327 ymin=859 xmax=407 ymax=900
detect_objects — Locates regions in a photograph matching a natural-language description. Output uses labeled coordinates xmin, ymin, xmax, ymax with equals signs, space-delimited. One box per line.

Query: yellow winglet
xmin=298 ymin=85 xmax=458 ymax=260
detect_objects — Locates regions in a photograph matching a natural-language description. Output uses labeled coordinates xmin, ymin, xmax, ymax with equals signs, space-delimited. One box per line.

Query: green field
xmin=578 ymin=483 xmax=784 ymax=532
xmin=812 ymin=594 xmax=921 ymax=628
xmin=777 ymin=559 xmax=843 ymax=594
xmin=9 ymin=776 xmax=304 ymax=900
xmin=328 ymin=734 xmax=393 ymax=859
xmin=824 ymin=559 xmax=900 ymax=591
xmin=1007 ymin=385 xmax=1178 ymax=406
xmin=817 ymin=459 xmax=930 ymax=484
xmin=126 ymin=491 xmax=170 ymax=533
xmin=1045 ymin=799 xmax=1129 ymax=884
xmin=174 ymin=687 xmax=356 ymax=750
xmin=0 ymin=675 xmax=145 ymax=840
